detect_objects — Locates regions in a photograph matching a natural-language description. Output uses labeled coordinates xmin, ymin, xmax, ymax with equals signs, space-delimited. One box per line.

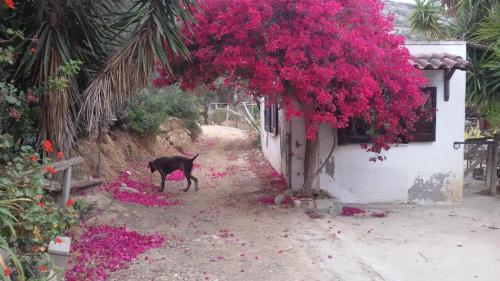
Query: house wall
xmin=260 ymin=101 xmax=284 ymax=174
xmin=259 ymin=41 xmax=466 ymax=204
xmin=259 ymin=101 xmax=312 ymax=190
xmin=319 ymin=41 xmax=466 ymax=203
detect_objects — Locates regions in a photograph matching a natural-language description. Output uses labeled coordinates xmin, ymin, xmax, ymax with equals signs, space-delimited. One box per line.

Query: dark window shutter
xmin=271 ymin=104 xmax=279 ymax=135
xmin=264 ymin=106 xmax=271 ymax=132
xmin=409 ymin=87 xmax=437 ymax=142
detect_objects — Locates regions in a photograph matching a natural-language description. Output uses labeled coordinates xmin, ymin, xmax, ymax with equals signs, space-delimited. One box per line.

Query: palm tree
xmin=409 ymin=0 xmax=500 ymax=129
xmin=2 ymin=0 xmax=197 ymax=152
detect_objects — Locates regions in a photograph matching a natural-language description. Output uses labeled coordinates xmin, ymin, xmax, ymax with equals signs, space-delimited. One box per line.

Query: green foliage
xmin=125 ymin=91 xmax=170 ymax=135
xmin=47 ymin=60 xmax=83 ymax=90
xmin=123 ymin=86 xmax=201 ymax=136
xmin=409 ymin=0 xmax=446 ymax=39
xmin=464 ymin=124 xmax=484 ymax=139
xmin=210 ymin=108 xmax=228 ymax=125
xmin=485 ymin=102 xmax=500 ymax=133
xmin=409 ymin=0 xmax=500 ymax=117
xmin=0 ymin=82 xmax=39 ymax=147
xmin=0 ymin=135 xmax=79 ymax=280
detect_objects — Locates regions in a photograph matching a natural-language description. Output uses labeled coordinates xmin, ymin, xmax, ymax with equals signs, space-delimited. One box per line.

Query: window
xmin=337 ymin=119 xmax=377 ymax=145
xmin=264 ymin=103 xmax=279 ymax=135
xmin=338 ymin=87 xmax=437 ymax=145
xmin=408 ymin=87 xmax=437 ymax=142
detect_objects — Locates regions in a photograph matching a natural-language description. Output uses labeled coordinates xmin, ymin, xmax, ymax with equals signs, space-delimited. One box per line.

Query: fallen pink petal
xmin=66 ymin=225 xmax=164 ymax=281
xmin=341 ymin=206 xmax=366 ymax=216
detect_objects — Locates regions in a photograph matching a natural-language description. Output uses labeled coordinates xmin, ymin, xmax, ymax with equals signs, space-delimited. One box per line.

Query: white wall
xmin=320 ymin=41 xmax=466 ymax=203
xmin=260 ymin=100 xmax=283 ymax=174
xmin=259 ymin=41 xmax=466 ymax=204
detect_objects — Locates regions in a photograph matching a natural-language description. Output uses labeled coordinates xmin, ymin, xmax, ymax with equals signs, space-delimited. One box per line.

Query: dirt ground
xmin=77 ymin=125 xmax=500 ymax=281
xmin=80 ymin=125 xmax=336 ymax=281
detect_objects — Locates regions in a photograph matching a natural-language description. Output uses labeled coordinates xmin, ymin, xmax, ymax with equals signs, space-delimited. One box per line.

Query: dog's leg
xmin=182 ymin=165 xmax=194 ymax=192
xmin=183 ymin=176 xmax=192 ymax=192
xmin=159 ymin=172 xmax=166 ymax=192
xmin=191 ymin=176 xmax=199 ymax=191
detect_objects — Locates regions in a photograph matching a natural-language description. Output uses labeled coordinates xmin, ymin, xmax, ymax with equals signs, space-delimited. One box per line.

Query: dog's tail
xmin=190 ymin=153 xmax=199 ymax=162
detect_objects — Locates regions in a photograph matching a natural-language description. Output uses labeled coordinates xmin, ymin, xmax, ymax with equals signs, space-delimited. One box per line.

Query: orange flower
xmin=38 ymin=265 xmax=48 ymax=272
xmin=31 ymin=155 xmax=38 ymax=162
xmin=56 ymin=151 xmax=64 ymax=159
xmin=66 ymin=199 xmax=74 ymax=207
xmin=30 ymin=47 xmax=36 ymax=54
xmin=37 ymin=202 xmax=45 ymax=208
xmin=44 ymin=165 xmax=57 ymax=175
xmin=3 ymin=0 xmax=14 ymax=9
xmin=43 ymin=140 xmax=54 ymax=153
xmin=3 ymin=267 xmax=11 ymax=277
xmin=55 ymin=237 xmax=63 ymax=244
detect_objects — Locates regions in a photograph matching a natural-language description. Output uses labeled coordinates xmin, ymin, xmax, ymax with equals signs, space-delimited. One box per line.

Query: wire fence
xmin=207 ymin=102 xmax=260 ymax=131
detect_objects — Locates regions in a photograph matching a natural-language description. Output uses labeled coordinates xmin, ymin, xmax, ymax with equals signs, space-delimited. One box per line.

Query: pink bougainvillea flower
xmin=3 ymin=0 xmax=14 ymax=9
xmin=154 ymin=0 xmax=427 ymax=155
xmin=256 ymin=196 xmax=275 ymax=205
xmin=56 ymin=151 xmax=64 ymax=159
xmin=65 ymin=225 xmax=164 ymax=281
xmin=43 ymin=140 xmax=54 ymax=153
xmin=341 ymin=207 xmax=366 ymax=216
xmin=166 ymin=164 xmax=201 ymax=181
xmin=103 ymin=171 xmax=182 ymax=207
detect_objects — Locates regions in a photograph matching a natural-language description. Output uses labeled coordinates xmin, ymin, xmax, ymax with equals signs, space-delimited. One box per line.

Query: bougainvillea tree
xmin=155 ymin=0 xmax=427 ymax=192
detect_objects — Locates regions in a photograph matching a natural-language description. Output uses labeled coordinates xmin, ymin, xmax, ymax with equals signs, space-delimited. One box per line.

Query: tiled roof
xmin=409 ymin=53 xmax=470 ymax=70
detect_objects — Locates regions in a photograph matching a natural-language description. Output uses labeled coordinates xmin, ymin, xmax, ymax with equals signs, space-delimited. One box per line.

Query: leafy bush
xmin=209 ymin=108 xmax=227 ymax=125
xmin=124 ymin=91 xmax=169 ymax=135
xmin=122 ymin=85 xmax=201 ymax=136
xmin=0 ymin=82 xmax=39 ymax=148
xmin=0 ymin=135 xmax=79 ymax=280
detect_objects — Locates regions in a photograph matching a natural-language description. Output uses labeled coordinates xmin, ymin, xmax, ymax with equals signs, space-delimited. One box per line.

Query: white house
xmin=260 ymin=41 xmax=470 ymax=204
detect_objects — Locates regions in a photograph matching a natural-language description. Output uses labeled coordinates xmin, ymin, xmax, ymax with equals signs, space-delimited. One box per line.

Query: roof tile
xmin=409 ymin=53 xmax=470 ymax=70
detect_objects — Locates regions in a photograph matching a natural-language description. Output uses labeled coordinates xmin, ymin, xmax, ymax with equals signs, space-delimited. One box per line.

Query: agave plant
xmin=1 ymin=0 xmax=197 ymax=152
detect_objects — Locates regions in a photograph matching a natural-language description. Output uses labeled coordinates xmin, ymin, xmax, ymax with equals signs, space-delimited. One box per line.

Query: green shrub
xmin=125 ymin=90 xmax=170 ymax=135
xmin=0 ymin=134 xmax=79 ymax=280
xmin=123 ymin=85 xmax=201 ymax=136
xmin=210 ymin=108 xmax=227 ymax=125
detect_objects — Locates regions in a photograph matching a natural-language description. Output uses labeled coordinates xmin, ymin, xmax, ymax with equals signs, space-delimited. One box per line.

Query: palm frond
xmin=466 ymin=49 xmax=500 ymax=109
xmin=9 ymin=0 xmax=117 ymax=152
xmin=80 ymin=0 xmax=197 ymax=133
xmin=409 ymin=0 xmax=447 ymax=40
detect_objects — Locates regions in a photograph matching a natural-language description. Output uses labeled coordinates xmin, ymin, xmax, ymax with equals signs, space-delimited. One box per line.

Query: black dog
xmin=148 ymin=154 xmax=199 ymax=192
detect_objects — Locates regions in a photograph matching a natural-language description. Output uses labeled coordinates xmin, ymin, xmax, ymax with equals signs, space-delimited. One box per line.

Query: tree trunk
xmin=202 ymin=103 xmax=209 ymax=125
xmin=303 ymin=136 xmax=319 ymax=196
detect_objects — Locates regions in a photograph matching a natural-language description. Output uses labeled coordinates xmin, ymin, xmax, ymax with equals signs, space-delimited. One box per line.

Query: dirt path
xmin=84 ymin=125 xmax=335 ymax=281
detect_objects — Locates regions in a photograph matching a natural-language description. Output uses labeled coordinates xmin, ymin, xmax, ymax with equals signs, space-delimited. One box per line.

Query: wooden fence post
xmin=489 ymin=137 xmax=499 ymax=196
xmin=59 ymin=166 xmax=72 ymax=209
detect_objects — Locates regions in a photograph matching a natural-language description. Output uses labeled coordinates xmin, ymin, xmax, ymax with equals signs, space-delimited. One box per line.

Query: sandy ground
xmin=80 ymin=125 xmax=500 ymax=281
xmin=314 ymin=180 xmax=500 ymax=281
xmin=83 ymin=125 xmax=335 ymax=281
